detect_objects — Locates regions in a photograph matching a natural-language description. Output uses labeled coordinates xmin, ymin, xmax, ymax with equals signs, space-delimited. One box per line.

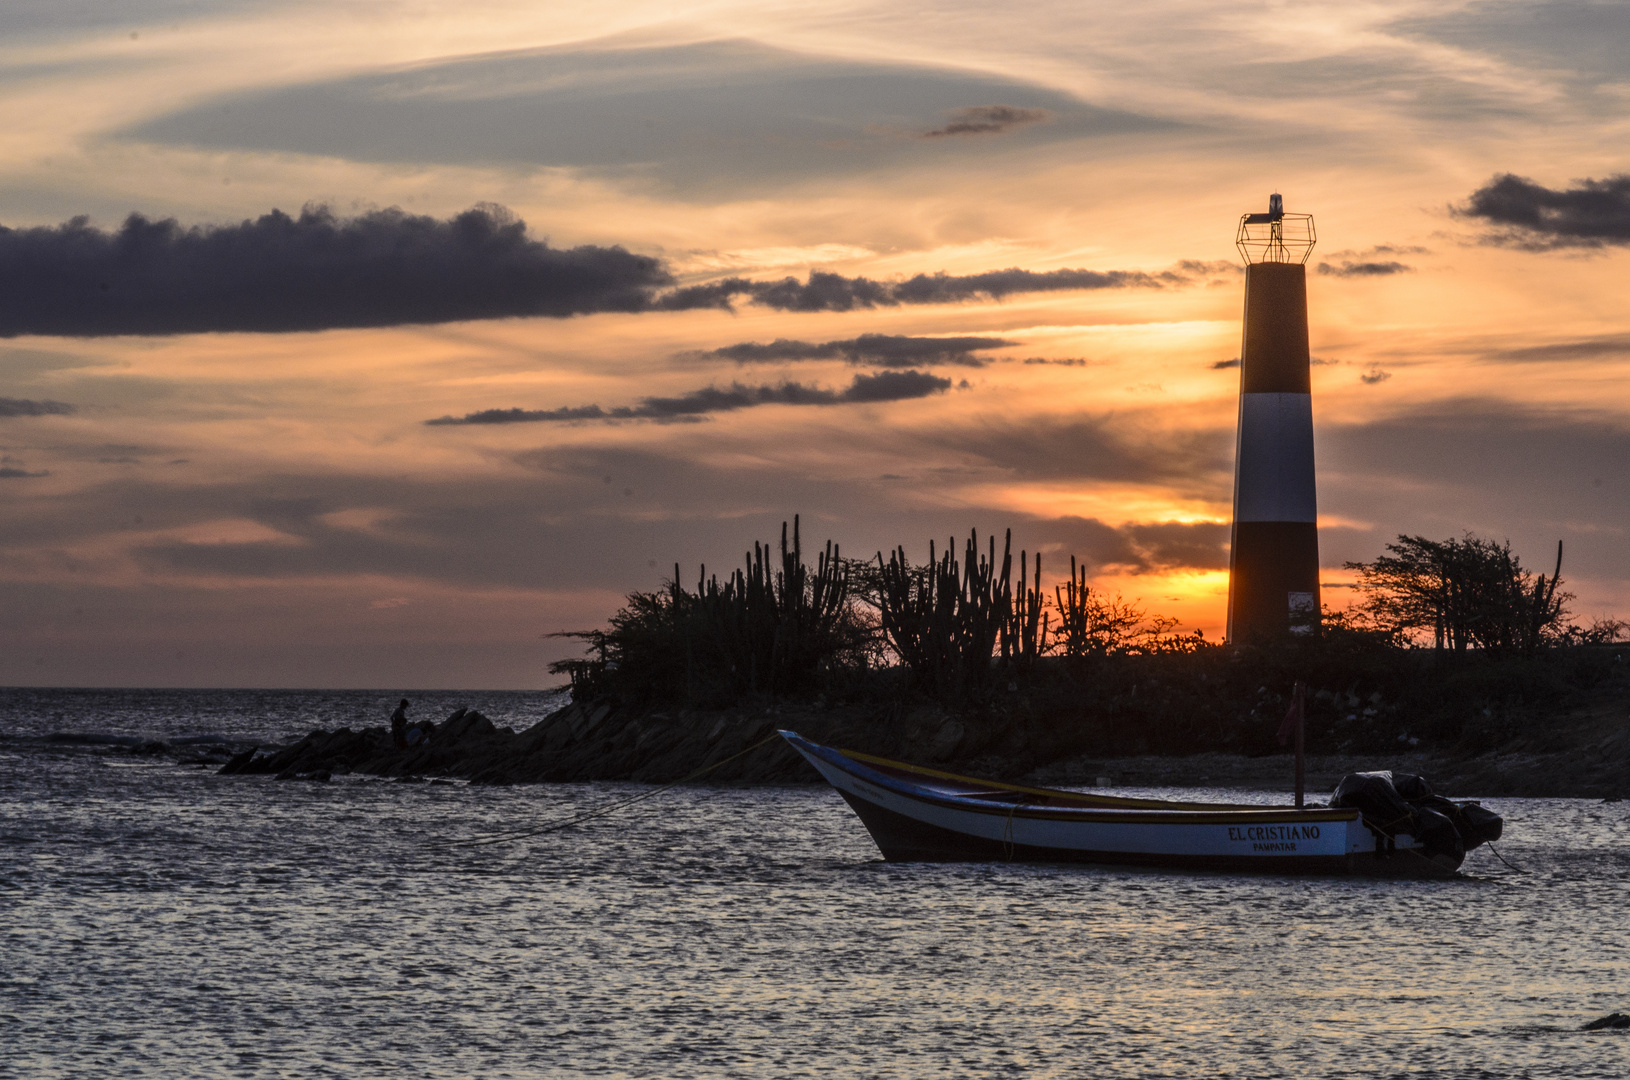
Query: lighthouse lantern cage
xmin=1236 ymin=194 xmax=1315 ymax=265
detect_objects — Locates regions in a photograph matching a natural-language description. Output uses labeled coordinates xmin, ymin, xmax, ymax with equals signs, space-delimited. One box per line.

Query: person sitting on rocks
xmin=405 ymin=719 xmax=436 ymax=747
xmin=390 ymin=698 xmax=410 ymax=749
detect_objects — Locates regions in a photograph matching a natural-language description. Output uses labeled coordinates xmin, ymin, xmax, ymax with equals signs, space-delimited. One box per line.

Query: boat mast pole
xmin=1293 ymin=681 xmax=1305 ymax=809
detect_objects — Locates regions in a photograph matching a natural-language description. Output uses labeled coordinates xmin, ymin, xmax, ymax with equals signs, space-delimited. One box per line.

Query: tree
xmin=1051 ymin=556 xmax=1204 ymax=657
xmin=1345 ymin=534 xmax=1571 ymax=656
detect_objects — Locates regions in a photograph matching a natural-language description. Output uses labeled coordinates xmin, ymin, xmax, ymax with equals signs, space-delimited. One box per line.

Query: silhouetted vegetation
xmin=551 ymin=517 xmax=870 ymax=707
xmin=1344 ymin=534 xmax=1572 ymax=655
xmin=550 ymin=522 xmax=1629 ymax=758
xmin=872 ymin=530 xmax=1019 ymax=698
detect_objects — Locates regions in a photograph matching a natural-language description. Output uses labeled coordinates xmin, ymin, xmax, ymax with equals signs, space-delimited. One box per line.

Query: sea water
xmin=3 ymin=688 xmax=1628 ymax=1079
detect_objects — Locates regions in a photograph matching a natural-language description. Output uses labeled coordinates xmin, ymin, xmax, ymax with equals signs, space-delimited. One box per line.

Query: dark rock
xmin=219 ymin=747 xmax=259 ymax=775
xmin=435 ymin=710 xmax=498 ymax=745
xmin=1583 ymin=1012 xmax=1630 ymax=1031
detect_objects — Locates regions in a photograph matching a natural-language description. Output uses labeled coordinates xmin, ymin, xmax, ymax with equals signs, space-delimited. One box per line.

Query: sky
xmin=1 ymin=0 xmax=1627 ymax=688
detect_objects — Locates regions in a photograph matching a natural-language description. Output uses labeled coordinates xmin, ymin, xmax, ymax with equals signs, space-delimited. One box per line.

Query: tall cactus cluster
xmin=875 ymin=529 xmax=1052 ymax=698
xmin=554 ymin=519 xmax=1192 ymax=707
xmin=693 ymin=517 xmax=853 ymax=696
xmin=552 ymin=517 xmax=862 ymax=706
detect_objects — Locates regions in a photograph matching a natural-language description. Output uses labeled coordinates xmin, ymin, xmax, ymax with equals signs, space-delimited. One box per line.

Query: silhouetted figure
xmin=390 ymin=698 xmax=410 ymax=749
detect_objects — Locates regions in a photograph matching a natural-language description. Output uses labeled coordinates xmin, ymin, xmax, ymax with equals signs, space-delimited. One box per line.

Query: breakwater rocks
xmin=218 ymin=701 xmax=981 ymax=785
xmin=218 ymin=696 xmax=1630 ymax=797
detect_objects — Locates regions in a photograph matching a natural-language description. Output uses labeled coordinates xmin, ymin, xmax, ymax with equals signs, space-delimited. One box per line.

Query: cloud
xmin=426 ymin=370 xmax=952 ymax=425
xmin=957 ymin=515 xmax=1228 ymax=575
xmin=1316 ymin=260 xmax=1414 ymax=277
xmin=922 ymin=415 xmax=1230 ymax=487
xmin=1324 ymin=245 xmax=1430 ymax=259
xmin=1317 ymin=397 xmax=1630 ymax=576
xmin=0 ymin=199 xmax=1235 ymax=334
xmin=1458 ymin=172 xmax=1630 ymax=248
xmin=923 ymin=105 xmax=1049 ymax=137
xmin=699 ymin=333 xmax=1015 ymax=367
xmin=1360 ymin=366 xmax=1393 ymax=384
xmin=0 ymin=195 xmax=1232 ymax=333
xmin=1391 ymin=1 xmax=1630 ymax=92
xmin=842 ymin=369 xmax=953 ymax=402
xmin=891 ymin=267 xmax=1176 ymax=304
xmin=1120 ymin=521 xmax=1231 ymax=572
xmin=1489 ymin=334 xmax=1630 ymax=363
xmin=426 ymin=405 xmax=616 ymax=425
xmin=1020 ymin=357 xmax=1093 ymax=366
xmin=0 ymin=397 xmax=75 ymax=416
xmin=122 ymin=40 xmax=1168 ymax=196
xmin=0 ymin=204 xmax=673 ymax=336
xmin=666 ymin=262 xmax=1212 ymax=314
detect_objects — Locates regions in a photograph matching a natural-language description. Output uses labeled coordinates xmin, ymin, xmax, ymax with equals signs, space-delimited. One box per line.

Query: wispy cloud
xmin=1489 ymin=334 xmax=1630 ymax=363
xmin=923 ymin=104 xmax=1049 ymax=137
xmin=662 ymin=261 xmax=1226 ymax=313
xmin=1317 ymin=260 xmax=1413 ymax=277
xmin=0 ymin=397 xmax=75 ymax=417
xmin=1458 ymin=173 xmax=1630 ymax=248
xmin=698 ymin=333 xmax=1014 ymax=367
xmin=425 ymin=370 xmax=952 ymax=425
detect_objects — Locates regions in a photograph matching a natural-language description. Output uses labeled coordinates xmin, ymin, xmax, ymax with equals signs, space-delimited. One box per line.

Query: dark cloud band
xmin=700 ymin=333 xmax=1014 ymax=367
xmin=659 ymin=261 xmax=1230 ymax=314
xmin=1459 ymin=173 xmax=1630 ymax=248
xmin=0 ymin=397 xmax=75 ymax=417
xmin=0 ymin=201 xmax=1237 ymax=335
xmin=0 ymin=204 xmax=673 ymax=337
xmin=923 ymin=105 xmax=1049 ymax=138
xmin=426 ymin=370 xmax=952 ymax=425
xmin=1316 ymin=260 xmax=1413 ymax=277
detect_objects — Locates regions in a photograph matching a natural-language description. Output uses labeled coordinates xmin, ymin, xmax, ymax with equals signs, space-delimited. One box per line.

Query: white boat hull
xmin=782 ymin=731 xmax=1454 ymax=877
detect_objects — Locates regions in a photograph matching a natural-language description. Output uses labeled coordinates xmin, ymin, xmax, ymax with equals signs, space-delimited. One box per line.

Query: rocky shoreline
xmin=217 ymin=696 xmax=1630 ymax=800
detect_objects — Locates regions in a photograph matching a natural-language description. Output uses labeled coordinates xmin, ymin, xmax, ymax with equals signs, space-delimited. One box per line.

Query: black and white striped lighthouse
xmin=1226 ymin=194 xmax=1320 ymax=641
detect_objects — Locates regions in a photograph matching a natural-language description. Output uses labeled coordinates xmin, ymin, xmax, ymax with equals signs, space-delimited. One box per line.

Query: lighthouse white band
xmin=1233 ymin=392 xmax=1317 ymax=523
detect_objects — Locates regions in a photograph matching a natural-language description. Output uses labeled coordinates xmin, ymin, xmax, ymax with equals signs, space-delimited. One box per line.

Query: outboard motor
xmin=1331 ymin=770 xmax=1501 ymax=871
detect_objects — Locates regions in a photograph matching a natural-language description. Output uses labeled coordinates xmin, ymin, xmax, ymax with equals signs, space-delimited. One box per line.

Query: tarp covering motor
xmin=1330 ymin=770 xmax=1502 ymax=868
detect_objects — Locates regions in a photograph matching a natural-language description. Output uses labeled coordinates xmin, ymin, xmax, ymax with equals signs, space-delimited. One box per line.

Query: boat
xmin=780 ymin=730 xmax=1501 ymax=878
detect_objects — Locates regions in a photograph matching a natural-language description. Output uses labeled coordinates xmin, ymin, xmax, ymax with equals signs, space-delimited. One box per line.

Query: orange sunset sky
xmin=2 ymin=0 xmax=1627 ymax=687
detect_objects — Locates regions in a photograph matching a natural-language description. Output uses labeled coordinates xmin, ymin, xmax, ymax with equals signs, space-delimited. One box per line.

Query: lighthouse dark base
xmin=1227 ymin=521 xmax=1320 ymax=640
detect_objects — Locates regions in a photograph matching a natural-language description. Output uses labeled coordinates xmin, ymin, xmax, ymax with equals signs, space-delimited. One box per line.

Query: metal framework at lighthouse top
xmin=1235 ymin=193 xmax=1316 ymax=264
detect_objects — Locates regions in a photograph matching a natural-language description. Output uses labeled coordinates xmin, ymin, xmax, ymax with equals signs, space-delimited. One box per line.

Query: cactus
xmin=552 ymin=516 xmax=859 ymax=704
xmin=1000 ymin=548 xmax=1049 ymax=668
xmin=875 ymin=529 xmax=1015 ymax=697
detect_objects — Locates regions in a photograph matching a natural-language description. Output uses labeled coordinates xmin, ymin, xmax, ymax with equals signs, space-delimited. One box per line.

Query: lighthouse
xmin=1226 ymin=194 xmax=1320 ymax=641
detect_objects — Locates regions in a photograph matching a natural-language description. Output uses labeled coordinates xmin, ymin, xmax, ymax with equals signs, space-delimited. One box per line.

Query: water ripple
xmin=3 ymin=695 xmax=1630 ymax=1078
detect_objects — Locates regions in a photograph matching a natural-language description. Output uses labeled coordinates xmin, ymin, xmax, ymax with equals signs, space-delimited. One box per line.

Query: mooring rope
xmin=1002 ymin=799 xmax=1021 ymax=861
xmin=424 ymin=732 xmax=786 ymax=850
xmin=1482 ymin=839 xmax=1525 ymax=874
